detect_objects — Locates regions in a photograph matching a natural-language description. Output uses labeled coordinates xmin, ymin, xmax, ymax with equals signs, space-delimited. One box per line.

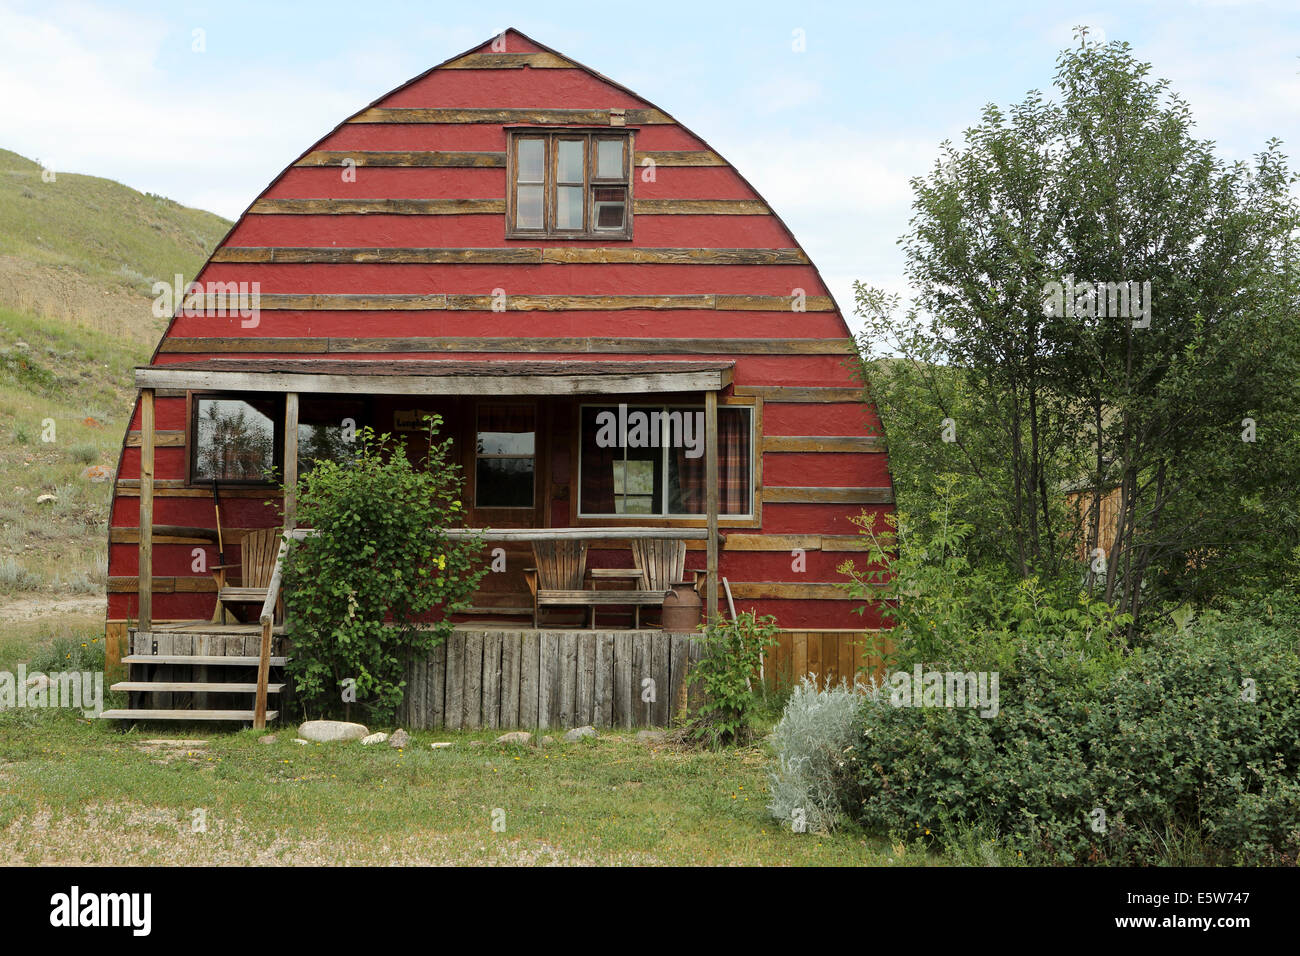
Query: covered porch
xmin=114 ymin=358 xmax=742 ymax=725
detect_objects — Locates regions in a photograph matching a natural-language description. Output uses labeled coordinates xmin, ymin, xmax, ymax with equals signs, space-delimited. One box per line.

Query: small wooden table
xmin=589 ymin=568 xmax=651 ymax=627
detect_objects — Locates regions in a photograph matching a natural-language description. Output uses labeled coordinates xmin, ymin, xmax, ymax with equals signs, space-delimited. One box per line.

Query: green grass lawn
xmin=0 ymin=709 xmax=920 ymax=866
xmin=0 ymin=614 xmax=921 ymax=866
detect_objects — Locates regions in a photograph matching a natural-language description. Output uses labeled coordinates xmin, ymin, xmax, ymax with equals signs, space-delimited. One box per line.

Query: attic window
xmin=507 ymin=130 xmax=633 ymax=239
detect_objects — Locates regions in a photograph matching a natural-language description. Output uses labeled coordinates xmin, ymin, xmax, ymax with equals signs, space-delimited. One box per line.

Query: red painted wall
xmin=108 ymin=29 xmax=894 ymax=630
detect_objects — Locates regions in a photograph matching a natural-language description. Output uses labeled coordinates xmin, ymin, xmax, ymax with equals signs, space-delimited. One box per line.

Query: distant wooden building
xmin=102 ymin=30 xmax=894 ymax=727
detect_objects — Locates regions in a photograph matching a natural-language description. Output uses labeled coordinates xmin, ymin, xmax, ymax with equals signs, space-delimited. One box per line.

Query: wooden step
xmin=98 ymin=709 xmax=279 ymax=721
xmin=111 ymin=681 xmax=285 ymax=694
xmin=123 ymin=655 xmax=288 ymax=666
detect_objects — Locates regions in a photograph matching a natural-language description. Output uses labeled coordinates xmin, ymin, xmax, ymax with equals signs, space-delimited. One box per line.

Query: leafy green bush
xmin=848 ymin=638 xmax=1100 ymax=862
xmin=837 ymin=607 xmax=1300 ymax=865
xmin=768 ymin=677 xmax=875 ymax=833
xmin=684 ymin=611 xmax=779 ymax=747
xmin=1088 ymin=610 xmax=1300 ymax=865
xmin=283 ymin=420 xmax=486 ymax=724
xmin=840 ymin=480 xmax=1132 ymax=687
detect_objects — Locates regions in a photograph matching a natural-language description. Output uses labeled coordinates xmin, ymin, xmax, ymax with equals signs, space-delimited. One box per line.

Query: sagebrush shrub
xmin=767 ymin=677 xmax=874 ymax=834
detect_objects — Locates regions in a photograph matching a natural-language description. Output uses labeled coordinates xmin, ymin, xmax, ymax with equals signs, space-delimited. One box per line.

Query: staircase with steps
xmin=98 ymin=624 xmax=290 ymax=724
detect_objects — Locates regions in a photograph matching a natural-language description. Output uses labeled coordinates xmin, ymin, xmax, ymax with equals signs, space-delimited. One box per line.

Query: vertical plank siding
xmin=403 ymin=628 xmax=882 ymax=729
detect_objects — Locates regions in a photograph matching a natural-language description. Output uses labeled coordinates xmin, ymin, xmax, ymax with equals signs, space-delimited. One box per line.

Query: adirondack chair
xmin=211 ymin=527 xmax=283 ymax=624
xmin=523 ymin=537 xmax=689 ymax=629
xmin=523 ymin=539 xmax=590 ymax=628
xmin=630 ymin=538 xmax=691 ymax=591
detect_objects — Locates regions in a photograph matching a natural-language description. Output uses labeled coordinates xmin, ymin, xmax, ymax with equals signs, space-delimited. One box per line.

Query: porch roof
xmin=135 ymin=358 xmax=735 ymax=396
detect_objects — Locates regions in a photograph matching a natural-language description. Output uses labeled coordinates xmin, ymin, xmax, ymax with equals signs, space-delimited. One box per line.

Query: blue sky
xmin=2 ymin=0 xmax=1297 ymax=327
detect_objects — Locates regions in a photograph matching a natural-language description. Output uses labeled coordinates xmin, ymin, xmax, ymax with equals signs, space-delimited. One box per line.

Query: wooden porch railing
xmin=250 ymin=526 xmax=723 ymax=729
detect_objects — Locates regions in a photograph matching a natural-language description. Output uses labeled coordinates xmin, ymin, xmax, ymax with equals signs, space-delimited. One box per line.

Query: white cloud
xmin=0 ymin=2 xmax=389 ymax=218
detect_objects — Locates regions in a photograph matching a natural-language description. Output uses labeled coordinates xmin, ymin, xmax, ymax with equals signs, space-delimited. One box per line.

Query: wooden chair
xmin=523 ymin=540 xmax=590 ymax=628
xmin=212 ymin=527 xmax=283 ymax=624
xmin=631 ymin=538 xmax=690 ymax=591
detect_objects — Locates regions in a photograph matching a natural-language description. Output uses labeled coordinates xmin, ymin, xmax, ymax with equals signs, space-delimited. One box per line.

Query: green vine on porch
xmin=282 ymin=417 xmax=486 ymax=723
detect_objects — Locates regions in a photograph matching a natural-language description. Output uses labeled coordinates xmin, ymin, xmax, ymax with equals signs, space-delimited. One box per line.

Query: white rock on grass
xmin=258 ymin=734 xmax=278 ymax=745
xmin=495 ymin=731 xmax=533 ymax=746
xmin=293 ymin=739 xmax=310 ymax=746
xmin=430 ymin=742 xmax=452 ymax=750
xmin=297 ymin=720 xmax=369 ymax=743
xmin=35 ymin=494 xmax=56 ymax=505
xmin=360 ymin=732 xmax=389 ymax=746
xmin=564 ymin=726 xmax=597 ymax=743
xmin=389 ymin=729 xmax=411 ymax=749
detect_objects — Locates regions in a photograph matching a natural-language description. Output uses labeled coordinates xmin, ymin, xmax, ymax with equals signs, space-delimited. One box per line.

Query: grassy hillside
xmin=0 ymin=149 xmax=231 ymax=602
xmin=0 ymin=148 xmax=230 ymax=344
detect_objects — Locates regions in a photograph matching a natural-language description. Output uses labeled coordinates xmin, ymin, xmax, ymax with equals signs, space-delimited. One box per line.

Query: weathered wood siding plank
xmin=482 ymin=632 xmax=502 ymax=729
xmin=669 ymin=634 xmax=690 ymax=723
xmin=650 ymin=633 xmax=670 ymax=727
xmin=594 ymin=633 xmax=614 ymax=729
xmin=632 ymin=636 xmax=652 ymax=727
xmin=576 ymin=633 xmax=596 ymax=727
xmin=445 ymin=631 xmax=465 ymax=731
xmin=613 ymin=633 xmax=633 ymax=729
xmin=500 ymin=635 xmax=520 ymax=728
xmin=559 ymin=632 xmax=579 ymax=728
xmin=519 ymin=631 xmax=540 ymax=727
xmin=462 ymin=631 xmax=484 ymax=730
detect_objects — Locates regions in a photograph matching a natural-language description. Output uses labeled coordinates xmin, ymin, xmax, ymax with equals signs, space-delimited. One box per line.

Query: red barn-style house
xmin=102 ymin=30 xmax=894 ymax=728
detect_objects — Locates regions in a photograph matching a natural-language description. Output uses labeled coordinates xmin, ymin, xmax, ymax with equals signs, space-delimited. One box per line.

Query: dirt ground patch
xmin=0 ymin=596 xmax=104 ymax=623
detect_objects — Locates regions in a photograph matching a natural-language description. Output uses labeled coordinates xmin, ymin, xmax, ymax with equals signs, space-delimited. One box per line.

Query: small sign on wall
xmin=393 ymin=410 xmax=434 ymax=431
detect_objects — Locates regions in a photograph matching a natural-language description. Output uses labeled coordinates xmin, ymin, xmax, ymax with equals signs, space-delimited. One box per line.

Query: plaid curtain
xmin=672 ymin=406 xmax=749 ymax=515
xmin=673 ymin=441 xmax=703 ymax=513
xmin=719 ymin=407 xmax=750 ymax=515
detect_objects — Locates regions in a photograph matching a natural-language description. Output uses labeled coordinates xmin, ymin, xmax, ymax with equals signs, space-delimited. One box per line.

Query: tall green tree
xmin=858 ymin=31 xmax=1300 ymax=631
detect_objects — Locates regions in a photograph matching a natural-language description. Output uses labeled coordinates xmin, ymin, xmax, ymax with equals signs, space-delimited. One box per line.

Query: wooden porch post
xmin=138 ymin=388 xmax=155 ymax=631
xmin=705 ymin=390 xmax=719 ymax=622
xmin=283 ymin=392 xmax=299 ymax=530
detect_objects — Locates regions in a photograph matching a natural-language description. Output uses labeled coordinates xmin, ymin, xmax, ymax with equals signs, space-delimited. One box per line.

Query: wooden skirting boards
xmin=399 ymin=628 xmax=884 ymax=730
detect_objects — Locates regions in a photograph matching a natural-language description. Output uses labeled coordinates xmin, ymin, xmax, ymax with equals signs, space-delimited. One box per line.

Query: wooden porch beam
xmin=138 ymin=389 xmax=154 ymax=631
xmin=705 ymin=391 xmax=719 ymax=623
xmin=134 ymin=366 xmax=735 ymax=396
xmin=283 ymin=392 xmax=299 ymax=530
